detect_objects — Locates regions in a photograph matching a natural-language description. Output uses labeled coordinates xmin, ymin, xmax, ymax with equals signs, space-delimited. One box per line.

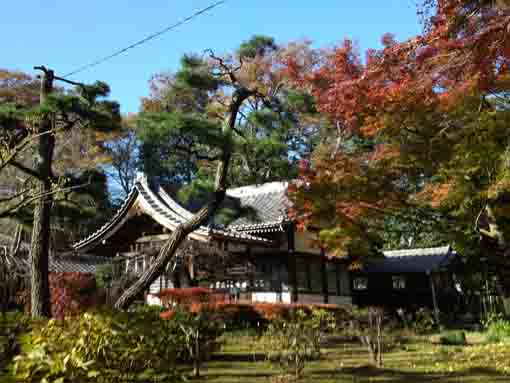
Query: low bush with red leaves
xmin=18 ymin=272 xmax=105 ymax=319
xmin=159 ymin=297 xmax=350 ymax=329
xmin=155 ymin=288 xmax=351 ymax=330
xmin=152 ymin=287 xmax=226 ymax=307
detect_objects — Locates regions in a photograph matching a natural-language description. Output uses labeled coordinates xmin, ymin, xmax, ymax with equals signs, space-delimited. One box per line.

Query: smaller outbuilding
xmin=351 ymin=246 xmax=461 ymax=317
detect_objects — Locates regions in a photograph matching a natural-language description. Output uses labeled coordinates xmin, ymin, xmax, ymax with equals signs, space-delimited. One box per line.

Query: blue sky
xmin=2 ymin=1 xmax=422 ymax=113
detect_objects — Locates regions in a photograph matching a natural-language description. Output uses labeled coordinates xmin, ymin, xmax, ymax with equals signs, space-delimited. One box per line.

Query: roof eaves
xmin=72 ymin=186 xmax=139 ymax=251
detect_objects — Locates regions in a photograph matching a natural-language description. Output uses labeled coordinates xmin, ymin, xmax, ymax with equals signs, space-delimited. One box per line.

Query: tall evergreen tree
xmin=0 ymin=67 xmax=120 ymax=317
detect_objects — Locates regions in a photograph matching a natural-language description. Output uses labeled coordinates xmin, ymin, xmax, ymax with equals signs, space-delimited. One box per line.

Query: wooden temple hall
xmin=72 ymin=174 xmax=352 ymax=305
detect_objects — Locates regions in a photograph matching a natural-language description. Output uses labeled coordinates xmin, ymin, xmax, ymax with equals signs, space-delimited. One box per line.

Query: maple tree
xmin=285 ymin=0 xmax=510 ymax=291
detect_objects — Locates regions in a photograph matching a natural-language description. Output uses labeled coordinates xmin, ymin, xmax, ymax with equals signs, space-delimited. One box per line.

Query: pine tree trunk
xmin=30 ymin=184 xmax=52 ymax=317
xmin=30 ymin=68 xmax=54 ymax=318
xmin=114 ymin=87 xmax=253 ymax=310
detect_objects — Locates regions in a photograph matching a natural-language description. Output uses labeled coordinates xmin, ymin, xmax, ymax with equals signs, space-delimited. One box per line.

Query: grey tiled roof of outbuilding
xmin=49 ymin=255 xmax=112 ymax=274
xmin=361 ymin=246 xmax=456 ymax=273
xmin=0 ymin=241 xmax=112 ymax=274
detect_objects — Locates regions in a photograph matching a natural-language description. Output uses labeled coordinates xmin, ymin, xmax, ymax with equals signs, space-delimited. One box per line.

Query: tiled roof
xmin=226 ymin=182 xmax=290 ymax=230
xmin=383 ymin=246 xmax=452 ymax=258
xmin=0 ymin=245 xmax=111 ymax=274
xmin=72 ymin=174 xmax=275 ymax=252
xmin=136 ymin=178 xmax=272 ymax=244
xmin=49 ymin=255 xmax=112 ymax=274
xmin=160 ymin=181 xmax=290 ymax=232
xmin=362 ymin=246 xmax=456 ymax=273
xmin=72 ymin=186 xmax=139 ymax=251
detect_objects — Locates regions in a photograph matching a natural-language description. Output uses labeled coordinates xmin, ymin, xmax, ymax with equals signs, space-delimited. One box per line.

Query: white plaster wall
xmin=146 ymin=294 xmax=162 ymax=306
xmin=252 ymin=292 xmax=291 ymax=303
xmin=252 ymin=292 xmax=280 ymax=303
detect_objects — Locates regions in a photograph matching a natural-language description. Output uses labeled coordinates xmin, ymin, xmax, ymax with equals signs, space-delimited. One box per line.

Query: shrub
xmin=184 ymin=301 xmax=350 ymax=330
xmin=162 ymin=305 xmax=223 ymax=378
xmin=257 ymin=309 xmax=336 ymax=379
xmin=94 ymin=264 xmax=114 ymax=289
xmin=0 ymin=312 xmax=30 ymax=370
xmin=13 ymin=309 xmax=185 ymax=382
xmin=440 ymin=331 xmax=467 ymax=346
xmin=349 ymin=307 xmax=386 ymax=367
xmin=482 ymin=311 xmax=505 ymax=329
xmin=396 ymin=307 xmax=436 ymax=334
xmin=485 ymin=319 xmax=510 ymax=343
xmin=17 ymin=272 xmax=105 ymax=319
xmin=153 ymin=287 xmax=224 ymax=307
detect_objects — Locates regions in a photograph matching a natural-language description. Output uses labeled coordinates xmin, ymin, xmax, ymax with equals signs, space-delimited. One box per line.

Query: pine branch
xmin=0 ymin=182 xmax=90 ymax=219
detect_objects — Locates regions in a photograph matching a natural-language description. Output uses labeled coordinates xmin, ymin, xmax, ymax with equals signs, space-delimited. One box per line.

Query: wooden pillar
xmin=247 ymin=246 xmax=254 ymax=292
xmin=320 ymin=247 xmax=329 ymax=304
xmin=305 ymin=262 xmax=312 ymax=291
xmin=428 ymin=271 xmax=440 ymax=325
xmin=335 ymin=264 xmax=342 ymax=296
xmin=287 ymin=223 xmax=298 ymax=303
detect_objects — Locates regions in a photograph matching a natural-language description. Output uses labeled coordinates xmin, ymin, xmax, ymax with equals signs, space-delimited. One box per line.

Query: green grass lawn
xmin=197 ymin=333 xmax=510 ymax=382
xmin=2 ymin=327 xmax=510 ymax=382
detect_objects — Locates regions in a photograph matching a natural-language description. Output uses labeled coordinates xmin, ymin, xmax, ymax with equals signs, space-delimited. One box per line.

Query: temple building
xmin=72 ymin=174 xmax=352 ymax=305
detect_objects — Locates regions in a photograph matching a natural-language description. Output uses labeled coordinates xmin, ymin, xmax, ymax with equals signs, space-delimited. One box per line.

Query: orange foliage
xmin=414 ymin=182 xmax=453 ymax=208
xmin=153 ymin=287 xmax=225 ymax=307
xmin=283 ymin=1 xmax=510 ymax=256
xmin=18 ymin=273 xmax=104 ymax=320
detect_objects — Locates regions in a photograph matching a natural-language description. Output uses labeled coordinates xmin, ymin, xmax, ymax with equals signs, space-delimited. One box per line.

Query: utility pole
xmin=30 ymin=66 xmax=55 ymax=318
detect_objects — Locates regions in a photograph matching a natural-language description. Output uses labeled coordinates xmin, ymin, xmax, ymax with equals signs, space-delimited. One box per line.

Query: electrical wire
xmin=63 ymin=0 xmax=227 ymax=78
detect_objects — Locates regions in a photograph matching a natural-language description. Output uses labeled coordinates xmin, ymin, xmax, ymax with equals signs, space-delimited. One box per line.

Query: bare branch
xmin=205 ymin=49 xmax=240 ymax=85
xmin=0 ymin=181 xmax=91 ymax=219
xmin=53 ymin=75 xmax=86 ymax=88
xmin=10 ymin=160 xmax=43 ymax=181
xmin=0 ymin=188 xmax=32 ymax=205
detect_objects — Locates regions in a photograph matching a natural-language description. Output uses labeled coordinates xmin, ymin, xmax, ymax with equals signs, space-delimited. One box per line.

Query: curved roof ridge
xmin=135 ymin=177 xmax=210 ymax=237
xmin=72 ymin=185 xmax=139 ymax=251
xmin=383 ymin=245 xmax=452 ymax=258
xmin=156 ymin=184 xmax=195 ymax=221
xmin=136 ymin=178 xmax=272 ymax=245
xmin=73 ymin=173 xmax=276 ymax=252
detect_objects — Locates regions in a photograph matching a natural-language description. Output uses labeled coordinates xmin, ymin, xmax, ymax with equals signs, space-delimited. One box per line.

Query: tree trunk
xmin=114 ymin=88 xmax=253 ymax=310
xmin=193 ymin=330 xmax=201 ymax=378
xmin=30 ymin=68 xmax=54 ymax=318
xmin=479 ymin=204 xmax=510 ymax=297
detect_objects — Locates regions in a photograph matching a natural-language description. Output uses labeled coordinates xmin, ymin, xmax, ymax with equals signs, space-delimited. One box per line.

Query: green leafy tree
xmin=114 ymin=36 xmax=316 ymax=309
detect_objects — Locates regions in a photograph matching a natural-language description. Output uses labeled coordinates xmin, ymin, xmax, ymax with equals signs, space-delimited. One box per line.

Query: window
xmin=353 ymin=277 xmax=368 ymax=291
xmin=136 ymin=257 xmax=144 ymax=273
xmin=392 ymin=276 xmax=406 ymax=290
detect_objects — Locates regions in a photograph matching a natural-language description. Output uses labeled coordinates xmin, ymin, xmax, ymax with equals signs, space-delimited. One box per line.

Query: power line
xmin=63 ymin=0 xmax=227 ymax=78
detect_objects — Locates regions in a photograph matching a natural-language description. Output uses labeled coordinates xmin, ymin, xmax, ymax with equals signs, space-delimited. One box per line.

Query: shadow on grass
xmin=210 ymin=352 xmax=266 ymax=362
xmin=310 ymin=365 xmax=510 ymax=382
